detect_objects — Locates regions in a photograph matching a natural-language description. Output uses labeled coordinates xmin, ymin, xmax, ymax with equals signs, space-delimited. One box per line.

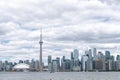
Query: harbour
xmin=0 ymin=72 xmax=120 ymax=80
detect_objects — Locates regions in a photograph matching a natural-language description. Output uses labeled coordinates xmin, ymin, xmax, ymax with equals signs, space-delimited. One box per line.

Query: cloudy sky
xmin=0 ymin=0 xmax=120 ymax=64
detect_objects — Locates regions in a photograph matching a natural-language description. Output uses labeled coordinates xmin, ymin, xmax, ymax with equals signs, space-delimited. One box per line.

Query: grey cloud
xmin=99 ymin=0 xmax=120 ymax=5
xmin=55 ymin=30 xmax=120 ymax=43
xmin=0 ymin=22 xmax=19 ymax=35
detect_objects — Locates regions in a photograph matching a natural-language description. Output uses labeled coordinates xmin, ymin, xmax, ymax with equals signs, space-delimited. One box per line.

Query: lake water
xmin=0 ymin=72 xmax=120 ymax=80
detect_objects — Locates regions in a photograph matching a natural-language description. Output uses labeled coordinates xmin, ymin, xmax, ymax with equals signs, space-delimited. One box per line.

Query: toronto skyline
xmin=0 ymin=0 xmax=120 ymax=66
xmin=1 ymin=0 xmax=120 ymax=80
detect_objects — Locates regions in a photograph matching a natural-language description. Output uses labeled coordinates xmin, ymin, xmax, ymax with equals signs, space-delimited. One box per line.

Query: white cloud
xmin=0 ymin=0 xmax=120 ymax=64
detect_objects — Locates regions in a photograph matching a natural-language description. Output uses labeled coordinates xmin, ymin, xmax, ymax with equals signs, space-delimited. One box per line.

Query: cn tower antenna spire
xmin=39 ymin=27 xmax=43 ymax=71
xmin=40 ymin=27 xmax=42 ymax=41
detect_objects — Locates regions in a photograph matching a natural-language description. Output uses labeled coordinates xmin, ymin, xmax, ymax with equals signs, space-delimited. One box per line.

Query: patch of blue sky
xmin=54 ymin=48 xmax=61 ymax=51
xmin=0 ymin=56 xmax=12 ymax=61
xmin=92 ymin=16 xmax=110 ymax=22
xmin=1 ymin=40 xmax=10 ymax=44
xmin=20 ymin=26 xmax=38 ymax=31
xmin=18 ymin=46 xmax=33 ymax=50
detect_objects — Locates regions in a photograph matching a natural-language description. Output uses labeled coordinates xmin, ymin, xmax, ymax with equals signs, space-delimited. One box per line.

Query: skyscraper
xmin=48 ymin=55 xmax=52 ymax=64
xmin=39 ymin=28 xmax=43 ymax=71
xmin=93 ymin=48 xmax=97 ymax=58
xmin=71 ymin=52 xmax=74 ymax=60
xmin=85 ymin=49 xmax=92 ymax=59
xmin=73 ymin=49 xmax=79 ymax=61
xmin=73 ymin=49 xmax=79 ymax=67
xmin=52 ymin=60 xmax=58 ymax=72
xmin=105 ymin=51 xmax=110 ymax=61
xmin=116 ymin=55 xmax=120 ymax=60
xmin=81 ymin=55 xmax=88 ymax=71
xmin=70 ymin=52 xmax=74 ymax=71
xmin=89 ymin=49 xmax=92 ymax=59
xmin=0 ymin=61 xmax=3 ymax=71
xmin=56 ymin=57 xmax=60 ymax=71
xmin=86 ymin=59 xmax=93 ymax=71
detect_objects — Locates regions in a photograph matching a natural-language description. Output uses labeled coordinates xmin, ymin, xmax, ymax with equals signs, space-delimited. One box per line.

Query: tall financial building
xmin=48 ymin=55 xmax=52 ymax=64
xmin=81 ymin=55 xmax=88 ymax=71
xmin=71 ymin=52 xmax=74 ymax=60
xmin=52 ymin=60 xmax=58 ymax=72
xmin=116 ymin=55 xmax=120 ymax=60
xmin=89 ymin=49 xmax=92 ymax=59
xmin=73 ymin=49 xmax=79 ymax=61
xmin=86 ymin=59 xmax=93 ymax=71
xmin=93 ymin=48 xmax=97 ymax=58
xmin=73 ymin=49 xmax=79 ymax=67
xmin=0 ymin=61 xmax=2 ymax=71
xmin=48 ymin=55 xmax=52 ymax=71
xmin=85 ymin=49 xmax=92 ymax=59
xmin=105 ymin=51 xmax=110 ymax=61
xmin=56 ymin=57 xmax=60 ymax=71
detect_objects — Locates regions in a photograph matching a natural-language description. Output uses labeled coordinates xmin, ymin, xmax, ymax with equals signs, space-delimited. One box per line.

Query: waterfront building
xmin=70 ymin=52 xmax=74 ymax=71
xmin=65 ymin=59 xmax=71 ymax=71
xmin=0 ymin=61 xmax=3 ymax=71
xmin=35 ymin=60 xmax=39 ymax=71
xmin=94 ymin=59 xmax=105 ymax=71
xmin=70 ymin=59 xmax=74 ymax=71
xmin=52 ymin=60 xmax=58 ymax=72
xmin=61 ymin=61 xmax=66 ymax=71
xmin=48 ymin=63 xmax=52 ymax=71
xmin=30 ymin=59 xmax=35 ymax=71
xmin=48 ymin=55 xmax=52 ymax=71
xmin=56 ymin=57 xmax=60 ymax=71
xmin=110 ymin=55 xmax=115 ymax=70
xmin=115 ymin=60 xmax=120 ymax=71
xmin=107 ymin=60 xmax=113 ymax=71
xmin=86 ymin=59 xmax=93 ymax=71
xmin=81 ymin=55 xmax=88 ymax=71
xmin=61 ymin=56 xmax=66 ymax=71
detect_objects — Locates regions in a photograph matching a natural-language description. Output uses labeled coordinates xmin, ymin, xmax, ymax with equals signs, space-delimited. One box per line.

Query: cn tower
xmin=39 ymin=28 xmax=43 ymax=71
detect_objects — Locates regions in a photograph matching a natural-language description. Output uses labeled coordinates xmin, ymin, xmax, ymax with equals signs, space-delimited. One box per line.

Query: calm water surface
xmin=0 ymin=72 xmax=120 ymax=80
